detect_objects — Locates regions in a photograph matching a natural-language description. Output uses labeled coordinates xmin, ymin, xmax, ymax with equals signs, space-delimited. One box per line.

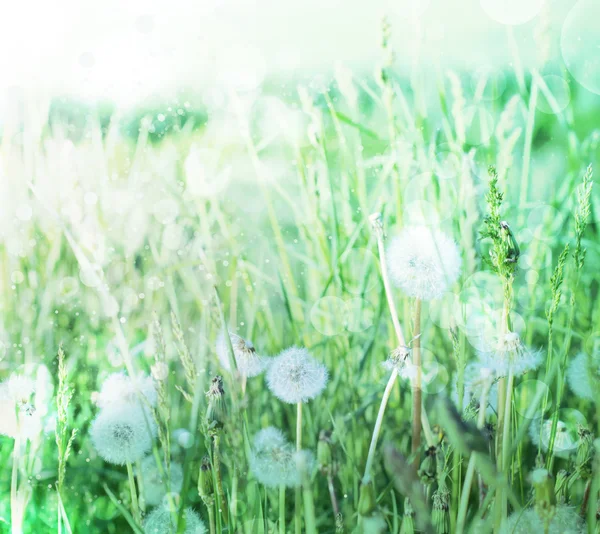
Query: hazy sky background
xmin=0 ymin=0 xmax=596 ymax=107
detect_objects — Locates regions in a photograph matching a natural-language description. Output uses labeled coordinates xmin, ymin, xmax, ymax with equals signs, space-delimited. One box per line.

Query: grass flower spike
xmin=216 ymin=330 xmax=265 ymax=378
xmin=90 ymin=405 xmax=156 ymax=465
xmin=386 ymin=225 xmax=461 ymax=300
xmin=267 ymin=347 xmax=328 ymax=404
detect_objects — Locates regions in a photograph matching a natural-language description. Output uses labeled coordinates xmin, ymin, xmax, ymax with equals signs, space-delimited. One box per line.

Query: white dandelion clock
xmin=96 ymin=372 xmax=158 ymax=409
xmin=249 ymin=427 xmax=301 ymax=488
xmin=386 ymin=226 xmax=461 ymax=301
xmin=144 ymin=504 xmax=206 ymax=534
xmin=266 ymin=347 xmax=328 ymax=404
xmin=477 ymin=331 xmax=542 ymax=379
xmin=141 ymin=455 xmax=184 ymax=506
xmin=567 ymin=351 xmax=599 ymax=401
xmin=216 ymin=330 xmax=265 ymax=378
xmin=502 ymin=506 xmax=584 ymax=534
xmin=0 ymin=374 xmax=41 ymax=440
xmin=91 ymin=405 xmax=157 ymax=465
xmin=451 ymin=362 xmax=498 ymax=416
xmin=529 ymin=410 xmax=584 ymax=459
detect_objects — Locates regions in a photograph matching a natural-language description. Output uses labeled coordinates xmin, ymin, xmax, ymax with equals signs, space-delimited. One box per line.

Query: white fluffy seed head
xmin=91 ymin=405 xmax=156 ymax=465
xmin=143 ymin=505 xmax=206 ymax=534
xmin=567 ymin=351 xmax=598 ymax=401
xmin=96 ymin=372 xmax=158 ymax=409
xmin=0 ymin=374 xmax=43 ymax=440
xmin=529 ymin=418 xmax=578 ymax=459
xmin=266 ymin=347 xmax=328 ymax=404
xmin=386 ymin=226 xmax=461 ymax=301
xmin=141 ymin=455 xmax=184 ymax=506
xmin=502 ymin=506 xmax=584 ymax=534
xmin=477 ymin=332 xmax=542 ymax=378
xmin=216 ymin=330 xmax=265 ymax=378
xmin=249 ymin=426 xmax=302 ymax=488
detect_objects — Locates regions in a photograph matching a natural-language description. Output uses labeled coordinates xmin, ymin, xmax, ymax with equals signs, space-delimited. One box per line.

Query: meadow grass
xmin=0 ymin=20 xmax=599 ymax=534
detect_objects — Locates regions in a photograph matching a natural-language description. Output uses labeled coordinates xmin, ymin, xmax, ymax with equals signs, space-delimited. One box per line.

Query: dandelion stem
xmin=295 ymin=402 xmax=303 ymax=534
xmin=279 ymin=485 xmax=286 ymax=534
xmin=456 ymin=379 xmax=491 ymax=533
xmin=361 ymin=213 xmax=408 ymax=485
xmin=327 ymin=474 xmax=341 ymax=521
xmin=126 ymin=462 xmax=141 ymax=525
xmin=362 ymin=368 xmax=399 ymax=484
xmin=207 ymin=504 xmax=216 ymax=534
xmin=10 ymin=433 xmax=21 ymax=534
xmin=371 ymin=213 xmax=407 ymax=347
xmin=411 ymin=298 xmax=422 ymax=468
xmin=212 ymin=433 xmax=229 ymax=527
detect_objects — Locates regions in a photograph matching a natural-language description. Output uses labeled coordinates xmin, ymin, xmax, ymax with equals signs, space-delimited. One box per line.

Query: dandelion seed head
xmin=567 ymin=351 xmax=598 ymax=401
xmin=529 ymin=418 xmax=578 ymax=458
xmin=502 ymin=505 xmax=584 ymax=534
xmin=91 ymin=405 xmax=156 ymax=465
xmin=478 ymin=332 xmax=542 ymax=378
xmin=266 ymin=347 xmax=328 ymax=404
xmin=216 ymin=330 xmax=265 ymax=378
xmin=452 ymin=362 xmax=498 ymax=416
xmin=96 ymin=372 xmax=158 ymax=409
xmin=382 ymin=346 xmax=411 ymax=373
xmin=386 ymin=226 xmax=461 ymax=301
xmin=249 ymin=426 xmax=302 ymax=488
xmin=141 ymin=456 xmax=184 ymax=506
xmin=143 ymin=504 xmax=206 ymax=534
xmin=0 ymin=374 xmax=43 ymax=439
xmin=530 ymin=467 xmax=549 ymax=485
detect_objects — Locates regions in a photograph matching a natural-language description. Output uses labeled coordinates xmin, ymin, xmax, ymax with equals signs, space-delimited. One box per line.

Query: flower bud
xmin=432 ymin=487 xmax=450 ymax=534
xmin=318 ymin=430 xmax=333 ymax=475
xmin=400 ymin=499 xmax=415 ymax=534
xmin=205 ymin=376 xmax=226 ymax=431
xmin=198 ymin=456 xmax=214 ymax=506
xmin=417 ymin=446 xmax=437 ymax=485
xmin=531 ymin=467 xmax=556 ymax=529
xmin=358 ymin=481 xmax=376 ymax=516
xmin=576 ymin=426 xmax=594 ymax=479
xmin=554 ymin=469 xmax=572 ymax=503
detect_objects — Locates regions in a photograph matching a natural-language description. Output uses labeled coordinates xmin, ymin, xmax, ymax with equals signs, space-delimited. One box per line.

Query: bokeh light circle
xmin=536 ymin=75 xmax=571 ymax=114
xmin=481 ymin=0 xmax=545 ymax=26
xmin=310 ymin=296 xmax=347 ymax=336
xmin=561 ymin=0 xmax=600 ymax=95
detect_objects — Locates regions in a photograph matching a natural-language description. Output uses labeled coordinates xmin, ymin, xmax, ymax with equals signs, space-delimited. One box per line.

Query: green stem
xmin=279 ymin=485 xmax=286 ymax=534
xmin=411 ymin=299 xmax=422 ymax=468
xmin=213 ymin=434 xmax=229 ymax=527
xmin=456 ymin=379 xmax=491 ymax=533
xmin=126 ymin=462 xmax=141 ymax=526
xmin=362 ymin=368 xmax=399 ymax=484
xmin=295 ymin=402 xmax=303 ymax=534
xmin=207 ymin=504 xmax=216 ymax=534
xmin=11 ymin=433 xmax=21 ymax=534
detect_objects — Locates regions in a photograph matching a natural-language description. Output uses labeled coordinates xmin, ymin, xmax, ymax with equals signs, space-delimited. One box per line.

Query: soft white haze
xmin=0 ymin=0 xmax=596 ymax=107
